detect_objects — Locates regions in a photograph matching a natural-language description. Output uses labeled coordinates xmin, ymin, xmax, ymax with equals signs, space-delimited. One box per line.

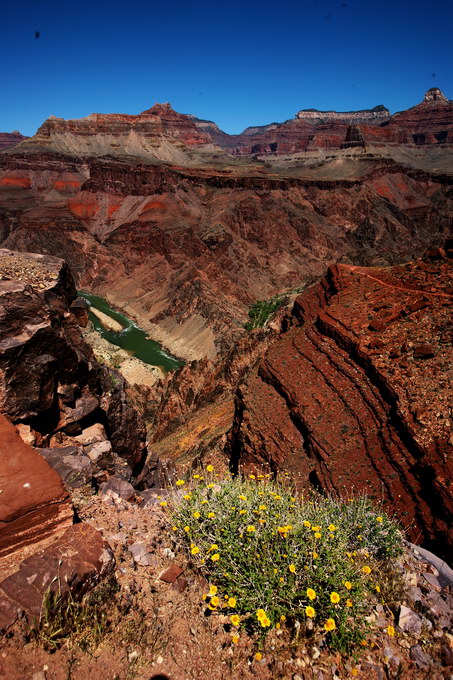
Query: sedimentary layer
xmin=228 ymin=252 xmax=453 ymax=557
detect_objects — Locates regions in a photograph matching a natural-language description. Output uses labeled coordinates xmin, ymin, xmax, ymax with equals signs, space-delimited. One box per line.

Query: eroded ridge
xmin=229 ymin=254 xmax=453 ymax=557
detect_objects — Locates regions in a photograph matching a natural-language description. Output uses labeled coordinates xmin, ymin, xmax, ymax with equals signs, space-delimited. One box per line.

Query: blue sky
xmin=2 ymin=0 xmax=452 ymax=136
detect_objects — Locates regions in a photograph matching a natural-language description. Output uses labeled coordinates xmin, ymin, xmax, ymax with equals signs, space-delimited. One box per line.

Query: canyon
xmin=0 ymin=87 xmax=451 ymax=564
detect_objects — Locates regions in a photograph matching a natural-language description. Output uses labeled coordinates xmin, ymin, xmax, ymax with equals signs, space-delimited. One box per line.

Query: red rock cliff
xmin=228 ymin=252 xmax=453 ymax=558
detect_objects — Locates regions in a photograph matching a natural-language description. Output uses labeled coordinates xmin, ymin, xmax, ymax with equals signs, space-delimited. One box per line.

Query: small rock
xmin=172 ymin=575 xmax=188 ymax=593
xmin=159 ymin=564 xmax=183 ymax=583
xmin=410 ymin=645 xmax=431 ymax=669
xmin=155 ymin=655 xmax=164 ymax=665
xmin=422 ymin=572 xmax=442 ymax=592
xmin=75 ymin=423 xmax=107 ymax=446
xmin=162 ymin=547 xmax=176 ymax=560
xmin=128 ymin=650 xmax=139 ymax=662
xmin=398 ymin=605 xmax=422 ymax=636
xmin=398 ymin=639 xmax=411 ymax=649
xmin=99 ymin=477 xmax=135 ymax=501
xmin=312 ymin=647 xmax=320 ymax=660
xmin=129 ymin=542 xmax=153 ymax=567
xmin=31 ymin=673 xmax=46 ymax=680
xmin=413 ymin=344 xmax=435 ymax=359
xmin=407 ymin=586 xmax=423 ymax=602
xmin=441 ymin=645 xmax=453 ymax=667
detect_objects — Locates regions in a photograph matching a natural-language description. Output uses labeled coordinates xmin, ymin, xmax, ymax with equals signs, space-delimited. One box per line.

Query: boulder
xmin=0 ymin=523 xmax=114 ymax=631
xmin=37 ymin=446 xmax=93 ymax=489
xmin=0 ymin=415 xmax=72 ymax=559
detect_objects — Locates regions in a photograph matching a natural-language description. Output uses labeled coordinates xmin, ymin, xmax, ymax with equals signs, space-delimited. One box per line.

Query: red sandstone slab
xmin=0 ymin=523 xmax=114 ymax=631
xmin=0 ymin=415 xmax=72 ymax=558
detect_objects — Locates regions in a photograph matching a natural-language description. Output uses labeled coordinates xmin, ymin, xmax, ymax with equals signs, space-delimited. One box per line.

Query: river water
xmin=78 ymin=291 xmax=183 ymax=372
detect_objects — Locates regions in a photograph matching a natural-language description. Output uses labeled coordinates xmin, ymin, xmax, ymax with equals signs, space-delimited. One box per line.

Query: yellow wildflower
xmin=193 ymin=474 xmax=200 ymax=479
xmin=289 ymin=564 xmax=296 ymax=573
xmin=211 ymin=553 xmax=220 ymax=561
xmin=231 ymin=614 xmax=240 ymax=627
xmin=256 ymin=608 xmax=266 ymax=620
xmin=210 ymin=596 xmax=220 ymax=607
xmin=280 ymin=615 xmax=286 ymax=622
xmin=207 ymin=512 xmax=215 ymax=518
xmin=208 ymin=544 xmax=218 ymax=551
xmin=306 ymin=588 xmax=317 ymax=601
xmin=239 ymin=495 xmax=247 ymax=501
xmin=314 ymin=532 xmax=322 ymax=539
xmin=176 ymin=479 xmax=185 ymax=486
xmin=184 ymin=525 xmax=190 ymax=532
xmin=239 ymin=509 xmax=246 ymax=515
xmin=259 ymin=504 xmax=267 ymax=511
xmin=260 ymin=617 xmax=271 ymax=628
xmin=249 ymin=474 xmax=256 ymax=479
xmin=387 ymin=625 xmax=395 ymax=637
xmin=305 ymin=606 xmax=315 ymax=617
xmin=183 ymin=494 xmax=191 ymax=500
xmin=160 ymin=501 xmax=167 ymax=507
xmin=344 ymin=581 xmax=352 ymax=590
xmin=346 ymin=598 xmax=353 ymax=607
xmin=228 ymin=597 xmax=237 ymax=608
xmin=232 ymin=634 xmax=239 ymax=643
xmin=362 ymin=565 xmax=371 ymax=575
xmin=303 ymin=521 xmax=311 ymax=528
xmin=209 ymin=585 xmax=218 ymax=596
xmin=191 ymin=546 xmax=200 ymax=555
xmin=375 ymin=585 xmax=381 ymax=593
xmin=328 ymin=524 xmax=336 ymax=532
xmin=206 ymin=464 xmax=214 ymax=472
xmin=324 ymin=618 xmax=336 ymax=632
xmin=171 ymin=526 xmax=178 ymax=531
xmin=376 ymin=516 xmax=383 ymax=523
xmin=312 ymin=552 xmax=318 ymax=559
xmin=193 ymin=511 xmax=201 ymax=519
xmin=255 ymin=652 xmax=262 ymax=661
xmin=330 ymin=592 xmax=340 ymax=604
xmin=246 ymin=525 xmax=256 ymax=533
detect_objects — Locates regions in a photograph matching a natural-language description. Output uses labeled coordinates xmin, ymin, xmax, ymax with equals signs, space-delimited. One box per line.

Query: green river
xmin=78 ymin=291 xmax=183 ymax=372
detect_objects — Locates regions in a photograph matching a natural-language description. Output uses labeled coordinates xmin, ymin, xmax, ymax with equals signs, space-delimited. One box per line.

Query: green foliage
xmin=168 ymin=472 xmax=403 ymax=655
xmin=245 ymin=295 xmax=286 ymax=330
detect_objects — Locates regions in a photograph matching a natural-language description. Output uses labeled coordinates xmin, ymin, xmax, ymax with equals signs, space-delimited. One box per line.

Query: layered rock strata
xmin=0 ymin=153 xmax=451 ymax=361
xmin=0 ymin=132 xmax=27 ymax=151
xmin=228 ymin=253 xmax=453 ymax=557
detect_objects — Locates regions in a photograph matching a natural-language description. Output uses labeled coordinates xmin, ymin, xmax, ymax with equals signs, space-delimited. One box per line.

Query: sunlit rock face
xmin=228 ymin=252 xmax=453 ymax=558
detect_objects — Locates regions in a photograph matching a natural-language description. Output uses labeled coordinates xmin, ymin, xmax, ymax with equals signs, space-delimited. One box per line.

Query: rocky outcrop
xmin=0 ymin=132 xmax=28 ymax=151
xmin=0 ymin=249 xmax=146 ymax=480
xmin=0 ymin=415 xmax=72 ymax=559
xmin=228 ymin=254 xmax=453 ymax=558
xmin=296 ymin=105 xmax=390 ymax=126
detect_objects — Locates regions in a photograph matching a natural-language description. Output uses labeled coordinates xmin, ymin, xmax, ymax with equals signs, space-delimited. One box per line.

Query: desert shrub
xmin=168 ymin=469 xmax=403 ymax=655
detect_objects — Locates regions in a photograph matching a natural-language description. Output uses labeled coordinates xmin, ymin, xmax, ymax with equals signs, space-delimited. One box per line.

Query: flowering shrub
xmin=168 ymin=470 xmax=403 ymax=654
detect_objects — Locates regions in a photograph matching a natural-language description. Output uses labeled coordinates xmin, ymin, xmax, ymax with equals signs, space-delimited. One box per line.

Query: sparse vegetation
xmin=28 ymin=576 xmax=119 ymax=652
xmin=168 ymin=469 xmax=403 ymax=656
xmin=244 ymin=295 xmax=286 ymax=330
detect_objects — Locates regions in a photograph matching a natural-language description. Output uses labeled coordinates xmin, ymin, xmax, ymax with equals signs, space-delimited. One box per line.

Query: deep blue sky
xmin=2 ymin=0 xmax=452 ymax=136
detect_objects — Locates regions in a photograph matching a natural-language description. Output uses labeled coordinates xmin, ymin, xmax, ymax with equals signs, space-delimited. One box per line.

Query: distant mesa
xmin=424 ymin=87 xmax=449 ymax=103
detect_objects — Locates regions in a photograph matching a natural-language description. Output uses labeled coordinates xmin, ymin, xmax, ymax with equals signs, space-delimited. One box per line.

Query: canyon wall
xmin=227 ymin=251 xmax=453 ymax=558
